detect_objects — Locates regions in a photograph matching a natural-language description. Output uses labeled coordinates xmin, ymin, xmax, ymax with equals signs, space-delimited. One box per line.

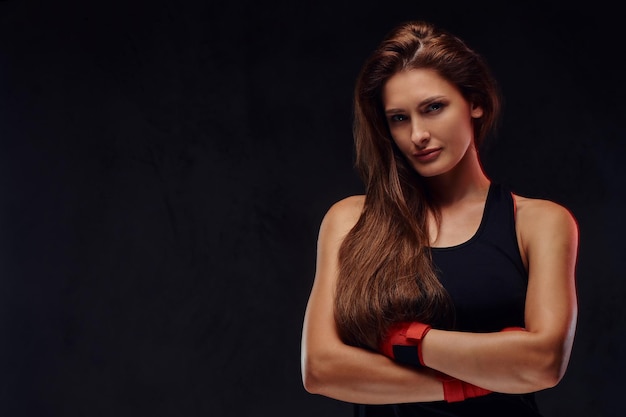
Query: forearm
xmin=302 ymin=340 xmax=444 ymax=404
xmin=421 ymin=328 xmax=568 ymax=393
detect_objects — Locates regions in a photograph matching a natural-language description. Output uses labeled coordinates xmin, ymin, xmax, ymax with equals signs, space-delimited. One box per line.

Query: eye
xmin=424 ymin=102 xmax=445 ymax=113
xmin=388 ymin=114 xmax=408 ymax=123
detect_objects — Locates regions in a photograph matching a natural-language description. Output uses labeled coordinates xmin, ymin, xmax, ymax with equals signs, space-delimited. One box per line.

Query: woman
xmin=300 ymin=20 xmax=578 ymax=416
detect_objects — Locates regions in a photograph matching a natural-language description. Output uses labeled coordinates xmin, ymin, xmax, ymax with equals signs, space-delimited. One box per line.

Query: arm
xmin=301 ymin=196 xmax=446 ymax=404
xmin=418 ymin=198 xmax=579 ymax=394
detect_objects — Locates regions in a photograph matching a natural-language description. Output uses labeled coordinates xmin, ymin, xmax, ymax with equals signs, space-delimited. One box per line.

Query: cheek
xmin=393 ymin=138 xmax=413 ymax=158
xmin=443 ymin=114 xmax=474 ymax=146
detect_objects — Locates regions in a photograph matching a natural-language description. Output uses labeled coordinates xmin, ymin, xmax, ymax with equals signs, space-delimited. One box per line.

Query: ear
xmin=470 ymin=103 xmax=483 ymax=118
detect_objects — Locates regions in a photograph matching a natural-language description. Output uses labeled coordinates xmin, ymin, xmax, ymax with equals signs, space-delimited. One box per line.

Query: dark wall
xmin=0 ymin=1 xmax=623 ymax=416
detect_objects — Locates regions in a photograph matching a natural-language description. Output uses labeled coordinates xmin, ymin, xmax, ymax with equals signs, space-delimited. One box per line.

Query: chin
xmin=414 ymin=165 xmax=449 ymax=178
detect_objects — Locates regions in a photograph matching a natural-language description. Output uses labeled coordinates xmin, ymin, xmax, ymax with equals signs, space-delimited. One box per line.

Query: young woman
xmin=300 ymin=20 xmax=578 ymax=416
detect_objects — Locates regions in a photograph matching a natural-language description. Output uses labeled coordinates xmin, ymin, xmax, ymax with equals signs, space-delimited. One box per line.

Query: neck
xmin=424 ymin=146 xmax=490 ymax=206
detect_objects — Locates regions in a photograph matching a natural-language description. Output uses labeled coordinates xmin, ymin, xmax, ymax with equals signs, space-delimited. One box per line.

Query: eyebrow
xmin=384 ymin=95 xmax=447 ymax=114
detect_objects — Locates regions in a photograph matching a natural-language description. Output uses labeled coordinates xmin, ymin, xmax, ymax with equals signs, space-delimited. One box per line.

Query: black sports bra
xmin=431 ymin=182 xmax=528 ymax=332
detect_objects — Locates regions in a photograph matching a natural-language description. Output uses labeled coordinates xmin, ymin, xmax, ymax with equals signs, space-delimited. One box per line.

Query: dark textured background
xmin=1 ymin=1 xmax=624 ymax=416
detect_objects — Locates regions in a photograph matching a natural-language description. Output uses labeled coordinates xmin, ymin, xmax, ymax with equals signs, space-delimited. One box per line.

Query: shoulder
xmin=512 ymin=194 xmax=579 ymax=248
xmin=513 ymin=194 xmax=577 ymax=228
xmin=326 ymin=195 xmax=365 ymax=220
xmin=318 ymin=195 xmax=366 ymax=241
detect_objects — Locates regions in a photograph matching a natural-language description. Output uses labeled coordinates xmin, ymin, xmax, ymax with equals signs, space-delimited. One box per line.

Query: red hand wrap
xmin=405 ymin=322 xmax=432 ymax=366
xmin=436 ymin=373 xmax=492 ymax=403
xmin=501 ymin=326 xmax=526 ymax=332
xmin=379 ymin=321 xmax=432 ymax=366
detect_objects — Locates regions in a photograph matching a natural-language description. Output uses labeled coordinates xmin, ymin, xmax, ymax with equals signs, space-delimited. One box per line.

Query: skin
xmin=301 ymin=68 xmax=578 ymax=403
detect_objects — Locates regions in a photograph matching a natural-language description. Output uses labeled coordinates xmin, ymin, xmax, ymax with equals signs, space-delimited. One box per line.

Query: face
xmin=382 ymin=68 xmax=483 ymax=178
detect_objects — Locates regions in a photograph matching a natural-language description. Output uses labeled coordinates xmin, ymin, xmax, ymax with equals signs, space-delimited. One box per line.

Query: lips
xmin=413 ymin=148 xmax=442 ymax=162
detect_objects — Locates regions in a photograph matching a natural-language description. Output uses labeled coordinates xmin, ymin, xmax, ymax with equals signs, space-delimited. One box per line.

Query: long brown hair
xmin=334 ymin=20 xmax=501 ymax=350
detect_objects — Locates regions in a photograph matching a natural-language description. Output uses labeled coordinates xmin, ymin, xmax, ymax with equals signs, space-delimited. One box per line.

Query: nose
xmin=410 ymin=120 xmax=430 ymax=149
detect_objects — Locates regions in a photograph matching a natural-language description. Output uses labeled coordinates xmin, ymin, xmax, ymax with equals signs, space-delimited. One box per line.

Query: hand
xmin=378 ymin=321 xmax=432 ymax=367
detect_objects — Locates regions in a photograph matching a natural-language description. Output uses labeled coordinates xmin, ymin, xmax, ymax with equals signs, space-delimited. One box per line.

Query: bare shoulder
xmin=326 ymin=195 xmax=366 ymax=220
xmin=513 ymin=194 xmax=579 ymax=242
xmin=319 ymin=195 xmax=366 ymax=240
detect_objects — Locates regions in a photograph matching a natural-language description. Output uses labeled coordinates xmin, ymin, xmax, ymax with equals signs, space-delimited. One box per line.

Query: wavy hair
xmin=334 ymin=20 xmax=501 ymax=350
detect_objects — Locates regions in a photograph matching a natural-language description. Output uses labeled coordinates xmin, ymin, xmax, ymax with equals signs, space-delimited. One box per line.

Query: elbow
xmin=301 ymin=359 xmax=322 ymax=394
xmin=301 ymin=350 xmax=333 ymax=395
xmin=524 ymin=348 xmax=570 ymax=391
xmin=532 ymin=363 xmax=563 ymax=391
xmin=540 ymin=352 xmax=569 ymax=389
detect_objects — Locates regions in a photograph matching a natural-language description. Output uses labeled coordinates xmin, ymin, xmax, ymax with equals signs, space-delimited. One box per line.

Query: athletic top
xmin=432 ymin=182 xmax=527 ymax=333
xmin=354 ymin=183 xmax=544 ymax=417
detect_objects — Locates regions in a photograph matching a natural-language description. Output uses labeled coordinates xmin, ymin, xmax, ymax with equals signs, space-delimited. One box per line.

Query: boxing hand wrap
xmin=501 ymin=326 xmax=526 ymax=332
xmin=379 ymin=321 xmax=432 ymax=367
xmin=436 ymin=373 xmax=492 ymax=403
